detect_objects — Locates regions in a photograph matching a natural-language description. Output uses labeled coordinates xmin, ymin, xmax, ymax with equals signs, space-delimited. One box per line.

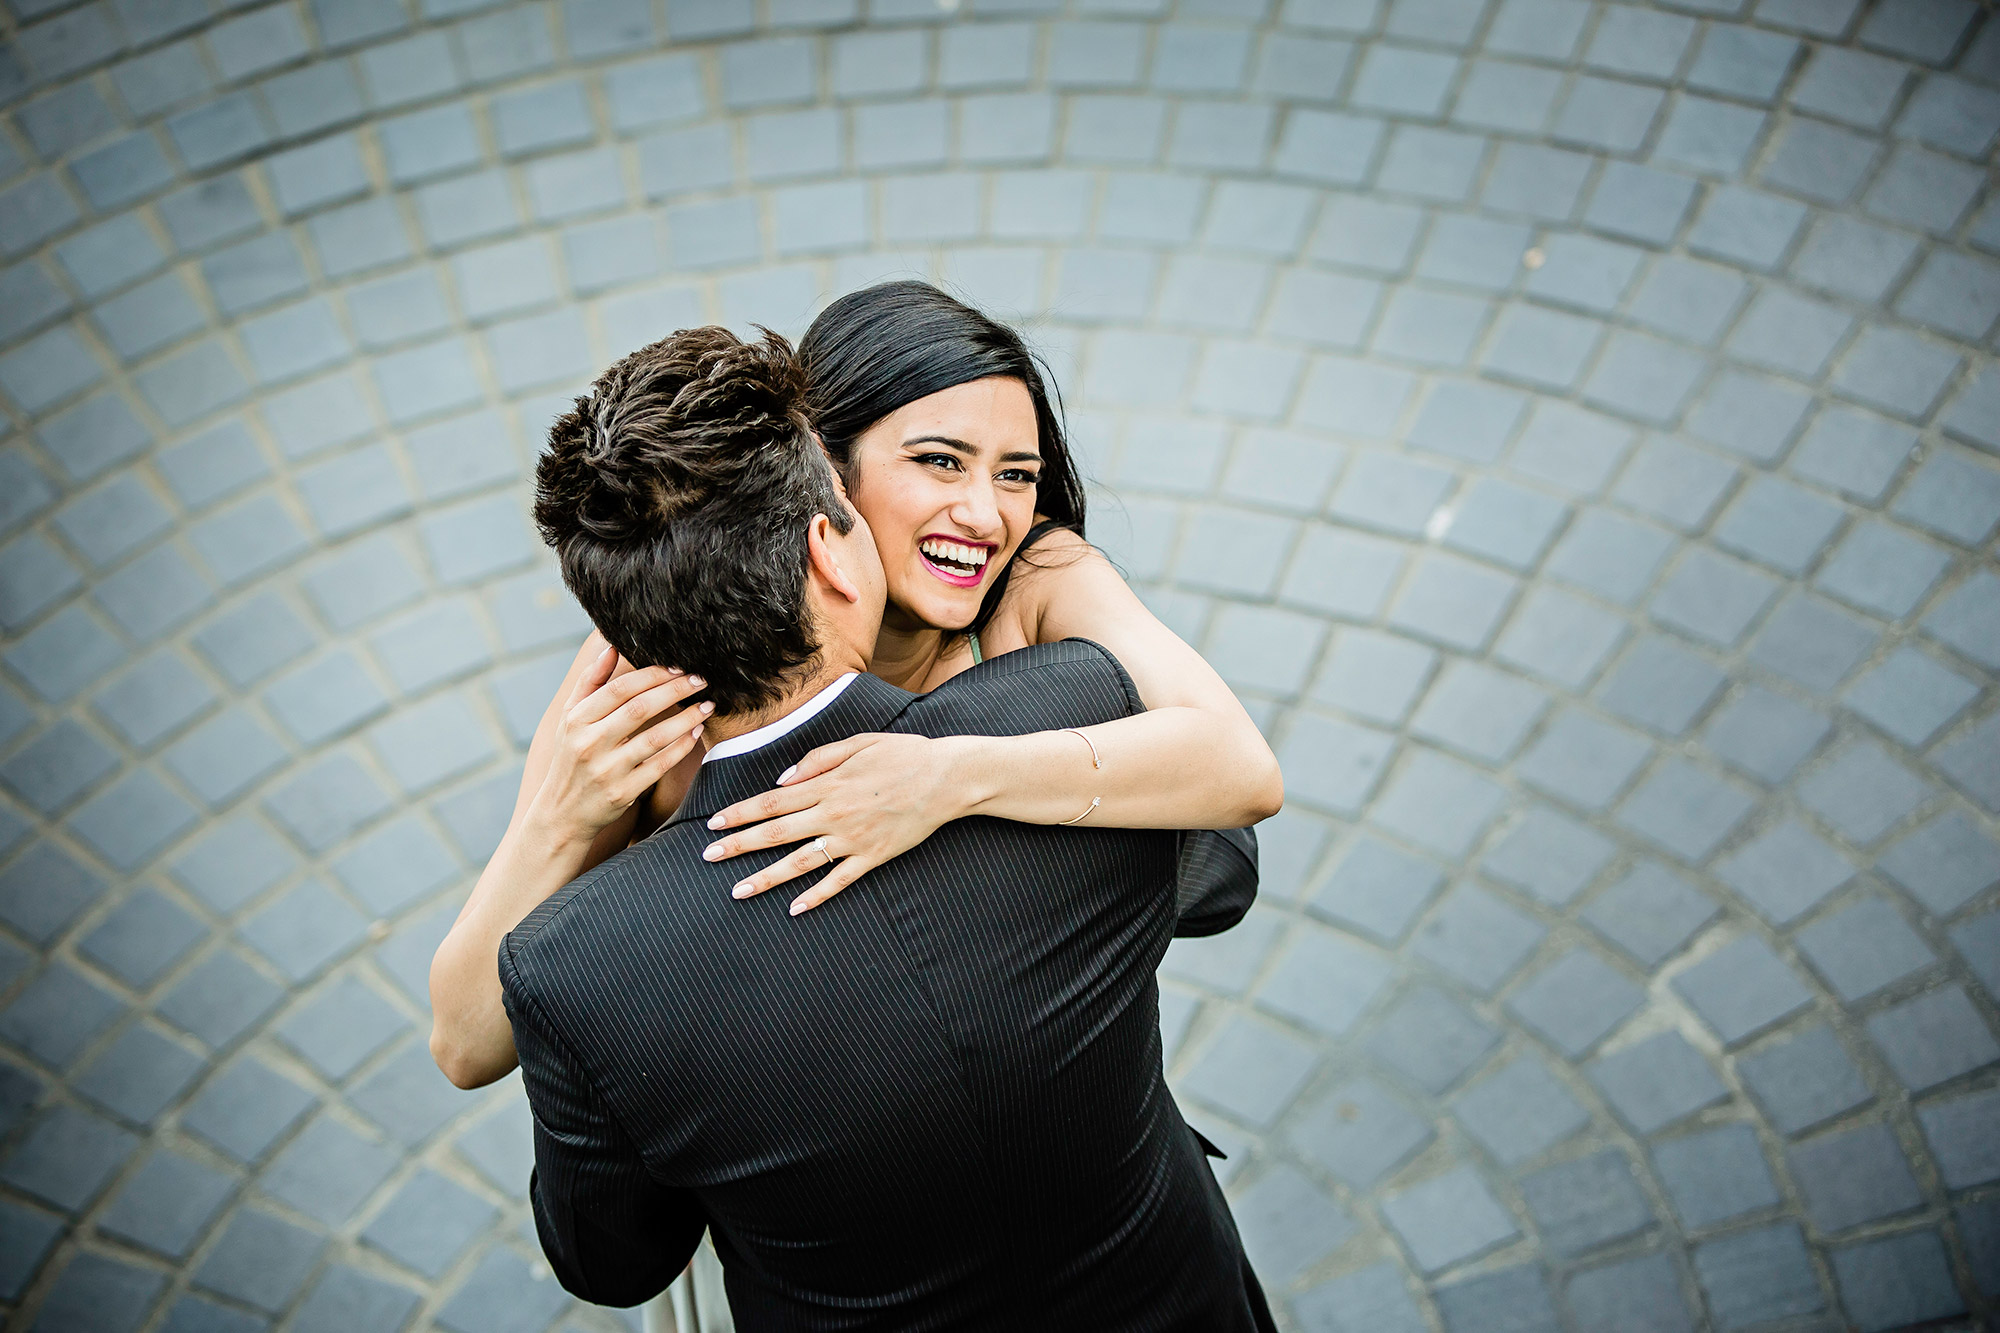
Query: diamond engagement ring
xmin=810 ymin=836 xmax=832 ymax=867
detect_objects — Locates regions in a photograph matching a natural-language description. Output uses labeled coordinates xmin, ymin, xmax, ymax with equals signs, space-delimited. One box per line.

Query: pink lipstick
xmin=917 ymin=533 xmax=996 ymax=588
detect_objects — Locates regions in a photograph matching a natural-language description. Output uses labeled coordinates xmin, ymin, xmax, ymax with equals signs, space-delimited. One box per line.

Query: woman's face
xmin=844 ymin=376 xmax=1042 ymax=634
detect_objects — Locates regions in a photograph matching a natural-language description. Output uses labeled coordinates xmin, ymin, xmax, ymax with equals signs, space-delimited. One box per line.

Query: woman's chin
xmin=896 ymin=583 xmax=981 ymax=633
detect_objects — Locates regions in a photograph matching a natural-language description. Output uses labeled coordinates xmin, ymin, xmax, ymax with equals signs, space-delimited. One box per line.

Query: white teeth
xmin=921 ymin=538 xmax=989 ymax=570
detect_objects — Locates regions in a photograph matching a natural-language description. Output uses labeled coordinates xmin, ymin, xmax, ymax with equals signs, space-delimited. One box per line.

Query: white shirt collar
xmin=700 ymin=673 xmax=859 ymax=764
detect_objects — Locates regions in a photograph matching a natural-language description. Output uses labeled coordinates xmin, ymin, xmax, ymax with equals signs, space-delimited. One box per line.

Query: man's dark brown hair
xmin=535 ymin=326 xmax=853 ymax=716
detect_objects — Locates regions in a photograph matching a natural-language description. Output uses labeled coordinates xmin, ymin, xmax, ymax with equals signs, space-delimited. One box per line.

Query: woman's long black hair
xmin=797 ymin=281 xmax=1087 ymax=645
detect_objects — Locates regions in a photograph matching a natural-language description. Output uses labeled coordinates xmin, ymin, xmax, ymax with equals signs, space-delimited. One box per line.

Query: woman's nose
xmin=953 ymin=482 xmax=1003 ymax=537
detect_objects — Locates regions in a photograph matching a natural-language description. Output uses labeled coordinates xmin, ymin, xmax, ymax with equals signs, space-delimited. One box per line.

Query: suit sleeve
xmin=1173 ymin=827 xmax=1259 ymax=938
xmin=911 ymin=641 xmax=1261 ymax=931
xmin=894 ymin=638 xmax=1148 ymax=738
xmin=501 ymin=942 xmax=707 ymax=1307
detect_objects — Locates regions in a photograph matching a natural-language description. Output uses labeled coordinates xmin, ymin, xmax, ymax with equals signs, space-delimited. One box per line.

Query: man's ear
xmin=805 ymin=514 xmax=861 ymax=604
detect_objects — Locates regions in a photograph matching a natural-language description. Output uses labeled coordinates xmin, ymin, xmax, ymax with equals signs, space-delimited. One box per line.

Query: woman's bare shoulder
xmin=1022 ymin=524 xmax=1092 ymax=557
xmin=1004 ymin=524 xmax=1096 ymax=584
xmin=994 ymin=526 xmax=1129 ymax=647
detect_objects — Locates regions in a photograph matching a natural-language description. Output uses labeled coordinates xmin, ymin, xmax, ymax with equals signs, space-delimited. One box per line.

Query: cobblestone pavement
xmin=0 ymin=0 xmax=1998 ymax=1328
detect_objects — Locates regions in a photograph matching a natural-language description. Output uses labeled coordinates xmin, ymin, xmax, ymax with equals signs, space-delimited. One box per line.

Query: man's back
xmin=502 ymin=643 xmax=1269 ymax=1331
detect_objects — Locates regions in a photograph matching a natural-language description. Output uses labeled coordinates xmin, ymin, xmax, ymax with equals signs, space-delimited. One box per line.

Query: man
xmin=505 ymin=325 xmax=1273 ymax=1329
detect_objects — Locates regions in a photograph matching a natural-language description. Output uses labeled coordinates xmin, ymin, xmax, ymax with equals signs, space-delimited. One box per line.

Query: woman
xmin=430 ymin=282 xmax=1283 ymax=1089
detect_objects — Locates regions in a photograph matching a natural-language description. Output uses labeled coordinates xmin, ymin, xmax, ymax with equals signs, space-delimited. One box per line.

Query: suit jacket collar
xmin=668 ymin=672 xmax=918 ymax=830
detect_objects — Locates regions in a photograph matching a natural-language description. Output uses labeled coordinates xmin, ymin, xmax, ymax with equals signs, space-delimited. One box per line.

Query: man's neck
xmin=702 ymin=654 xmax=868 ymax=748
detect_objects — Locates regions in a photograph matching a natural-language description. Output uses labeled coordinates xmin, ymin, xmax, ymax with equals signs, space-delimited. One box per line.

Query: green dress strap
xmin=968 ymin=632 xmax=982 ymax=664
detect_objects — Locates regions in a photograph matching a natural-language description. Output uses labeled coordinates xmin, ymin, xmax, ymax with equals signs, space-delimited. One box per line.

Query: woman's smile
xmin=917 ymin=534 xmax=996 ymax=587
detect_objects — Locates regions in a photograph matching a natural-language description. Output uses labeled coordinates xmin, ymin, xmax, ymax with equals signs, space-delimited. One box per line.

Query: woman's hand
xmin=527 ymin=645 xmax=713 ymax=845
xmin=701 ymin=734 xmax=969 ymax=914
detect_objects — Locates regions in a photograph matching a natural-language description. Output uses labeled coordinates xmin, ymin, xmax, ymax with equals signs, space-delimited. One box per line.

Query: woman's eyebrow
xmin=903 ymin=434 xmax=975 ymax=454
xmin=904 ymin=435 xmax=1042 ymax=465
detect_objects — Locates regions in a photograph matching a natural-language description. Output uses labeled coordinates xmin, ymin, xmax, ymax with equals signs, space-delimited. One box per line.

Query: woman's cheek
xmin=899 ymin=476 xmax=957 ymax=537
xmin=848 ymin=477 xmax=909 ymax=551
xmin=1003 ymin=491 xmax=1037 ymax=537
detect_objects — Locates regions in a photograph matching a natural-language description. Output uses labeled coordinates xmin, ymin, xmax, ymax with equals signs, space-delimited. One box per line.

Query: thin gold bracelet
xmin=1057 ymin=728 xmax=1101 ymax=825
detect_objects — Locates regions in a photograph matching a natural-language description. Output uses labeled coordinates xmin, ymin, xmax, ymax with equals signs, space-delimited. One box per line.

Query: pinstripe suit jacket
xmin=500 ymin=641 xmax=1274 ymax=1331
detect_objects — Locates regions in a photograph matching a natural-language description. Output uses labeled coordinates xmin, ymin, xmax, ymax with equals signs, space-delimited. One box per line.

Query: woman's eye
xmin=998 ymin=469 xmax=1039 ymax=485
xmin=914 ymin=453 xmax=962 ymax=471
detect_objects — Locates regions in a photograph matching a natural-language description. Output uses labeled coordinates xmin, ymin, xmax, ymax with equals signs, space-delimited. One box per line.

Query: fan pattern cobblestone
xmin=0 ymin=0 xmax=1997 ymax=1328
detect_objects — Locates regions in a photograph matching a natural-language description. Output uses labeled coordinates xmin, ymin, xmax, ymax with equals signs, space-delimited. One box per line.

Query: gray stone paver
xmin=0 ymin=1 xmax=1996 ymax=1329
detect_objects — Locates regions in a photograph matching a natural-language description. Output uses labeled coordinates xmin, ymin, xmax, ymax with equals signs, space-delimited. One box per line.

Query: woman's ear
xmin=805 ymin=514 xmax=861 ymax=604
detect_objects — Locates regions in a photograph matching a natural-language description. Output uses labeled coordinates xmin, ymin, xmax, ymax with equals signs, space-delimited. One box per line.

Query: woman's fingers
xmin=778 ymin=734 xmax=883 ymax=785
xmin=724 ymin=837 xmax=835 ymax=899
xmin=727 ymin=841 xmax=874 ymax=907
xmin=603 ymin=672 xmax=708 ymax=742
xmin=706 ymin=781 xmax=819 ymax=831
xmin=620 ymin=713 xmax=708 ymax=786
xmin=630 ymin=728 xmax=701 ymax=804
xmin=630 ymin=702 xmax=713 ymax=755
xmin=789 ymin=858 xmax=873 ymax=915
xmin=702 ymin=810 xmax=820 ymax=864
xmin=566 ymin=644 xmax=618 ymax=707
xmin=569 ymin=662 xmax=681 ymax=728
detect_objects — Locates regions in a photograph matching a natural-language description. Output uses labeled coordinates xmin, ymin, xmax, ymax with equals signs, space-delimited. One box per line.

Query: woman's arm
xmin=705 ymin=533 xmax=1282 ymax=911
xmin=429 ymin=645 xmax=709 ymax=1088
xmin=981 ymin=529 xmax=1284 ymax=825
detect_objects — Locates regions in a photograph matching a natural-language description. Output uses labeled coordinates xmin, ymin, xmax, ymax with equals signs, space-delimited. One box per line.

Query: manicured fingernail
xmin=732 ymin=883 xmax=752 ymax=899
xmin=689 ymin=675 xmax=705 ymax=687
xmin=707 ymin=813 xmax=724 ymax=829
xmin=789 ymin=899 xmax=809 ymax=916
xmin=778 ymin=765 xmax=797 ymax=784
xmin=700 ymin=701 xmax=715 ymax=714
xmin=692 ymin=723 xmax=705 ymax=739
xmin=702 ymin=843 xmax=723 ymax=860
